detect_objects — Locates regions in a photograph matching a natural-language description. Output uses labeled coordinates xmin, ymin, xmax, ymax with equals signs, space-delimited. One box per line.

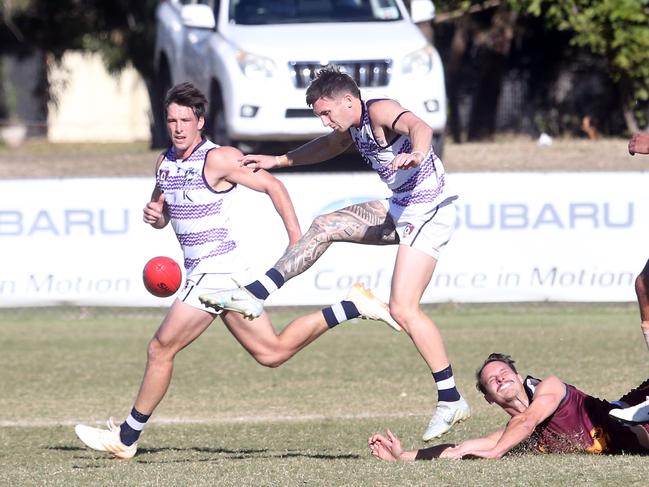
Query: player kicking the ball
xmin=74 ymin=82 xmax=398 ymax=459
xmin=200 ymin=65 xmax=470 ymax=440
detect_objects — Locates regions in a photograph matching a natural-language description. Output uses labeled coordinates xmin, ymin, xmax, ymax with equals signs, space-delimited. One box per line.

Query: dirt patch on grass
xmin=0 ymin=136 xmax=645 ymax=179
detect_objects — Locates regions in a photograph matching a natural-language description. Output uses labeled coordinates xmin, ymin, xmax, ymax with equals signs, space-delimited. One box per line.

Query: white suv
xmin=155 ymin=0 xmax=446 ymax=153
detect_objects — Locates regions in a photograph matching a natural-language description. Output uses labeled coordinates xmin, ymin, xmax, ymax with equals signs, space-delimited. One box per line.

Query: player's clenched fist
xmin=143 ymin=192 xmax=165 ymax=225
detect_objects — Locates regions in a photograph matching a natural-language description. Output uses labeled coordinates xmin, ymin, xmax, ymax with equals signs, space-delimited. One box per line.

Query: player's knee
xmin=146 ymin=336 xmax=175 ymax=364
xmin=388 ymin=301 xmax=417 ymax=331
xmin=253 ymin=354 xmax=284 ymax=368
xmin=309 ymin=214 xmax=330 ymax=236
xmin=388 ymin=302 xmax=404 ymax=323
xmin=251 ymin=348 xmax=288 ymax=368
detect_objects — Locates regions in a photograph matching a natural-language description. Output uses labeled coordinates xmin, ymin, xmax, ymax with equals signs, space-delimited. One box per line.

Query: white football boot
xmin=422 ymin=397 xmax=471 ymax=441
xmin=74 ymin=418 xmax=137 ymax=459
xmin=346 ymin=283 xmax=401 ymax=332
xmin=609 ymin=397 xmax=649 ymax=425
xmin=199 ymin=285 xmax=264 ymax=320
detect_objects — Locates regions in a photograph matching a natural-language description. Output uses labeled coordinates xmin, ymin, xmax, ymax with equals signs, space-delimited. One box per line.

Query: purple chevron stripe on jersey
xmin=184 ymin=241 xmax=237 ymax=272
xmin=159 ymin=175 xmax=193 ymax=191
xmin=167 ymin=200 xmax=223 ymax=219
xmin=373 ymin=161 xmax=395 ymax=181
xmin=185 ymin=150 xmax=211 ymax=162
xmin=176 ymin=228 xmax=229 ymax=247
xmin=392 ymin=157 xmax=437 ymax=193
xmin=400 ymin=140 xmax=413 ymax=153
xmin=391 ymin=174 xmax=446 ymax=207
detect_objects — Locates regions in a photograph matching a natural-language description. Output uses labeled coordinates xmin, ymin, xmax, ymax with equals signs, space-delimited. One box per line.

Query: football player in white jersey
xmin=200 ymin=66 xmax=471 ymax=441
xmin=73 ymin=82 xmax=399 ymax=459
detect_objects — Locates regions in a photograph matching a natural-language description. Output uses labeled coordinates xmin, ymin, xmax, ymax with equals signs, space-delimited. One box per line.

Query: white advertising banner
xmin=0 ymin=172 xmax=647 ymax=307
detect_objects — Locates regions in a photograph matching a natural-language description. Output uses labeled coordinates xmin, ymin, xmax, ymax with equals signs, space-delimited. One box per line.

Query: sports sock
xmin=322 ymin=301 xmax=360 ymax=328
xmin=119 ymin=407 xmax=151 ymax=446
xmin=432 ymin=365 xmax=461 ymax=402
xmin=245 ymin=268 xmax=284 ymax=300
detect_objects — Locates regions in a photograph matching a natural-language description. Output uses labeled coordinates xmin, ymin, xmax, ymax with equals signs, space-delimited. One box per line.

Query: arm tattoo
xmin=274 ymin=200 xmax=398 ymax=281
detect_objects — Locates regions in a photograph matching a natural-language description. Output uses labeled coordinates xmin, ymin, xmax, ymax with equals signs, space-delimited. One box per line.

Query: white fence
xmin=1 ymin=172 xmax=647 ymax=307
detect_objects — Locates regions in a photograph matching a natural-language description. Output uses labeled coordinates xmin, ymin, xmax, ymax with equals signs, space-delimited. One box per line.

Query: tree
xmin=2 ymin=0 xmax=168 ymax=146
xmin=510 ymin=0 xmax=649 ymax=132
xmin=432 ymin=0 xmax=520 ymax=141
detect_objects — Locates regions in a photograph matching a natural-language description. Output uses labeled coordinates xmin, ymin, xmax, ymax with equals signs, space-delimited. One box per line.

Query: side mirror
xmin=410 ymin=0 xmax=435 ymax=24
xmin=181 ymin=4 xmax=216 ymax=30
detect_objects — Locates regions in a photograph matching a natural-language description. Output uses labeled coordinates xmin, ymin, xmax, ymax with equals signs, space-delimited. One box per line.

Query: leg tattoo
xmin=275 ymin=200 xmax=398 ymax=281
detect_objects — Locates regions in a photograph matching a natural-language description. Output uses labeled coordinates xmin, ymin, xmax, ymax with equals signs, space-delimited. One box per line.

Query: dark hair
xmin=164 ymin=82 xmax=208 ymax=121
xmin=305 ymin=64 xmax=361 ymax=107
xmin=475 ymin=353 xmax=518 ymax=394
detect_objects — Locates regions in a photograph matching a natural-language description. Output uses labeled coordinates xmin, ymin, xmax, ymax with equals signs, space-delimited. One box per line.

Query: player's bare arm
xmin=206 ymin=146 xmax=302 ymax=245
xmin=143 ymin=154 xmax=170 ymax=229
xmin=239 ymin=130 xmax=352 ymax=170
xmin=466 ymin=376 xmax=565 ymax=459
xmin=628 ymin=133 xmax=649 ymax=155
xmin=272 ymin=200 xmax=398 ymax=280
xmin=440 ymin=429 xmax=505 ymax=459
xmin=369 ymin=429 xmax=504 ymax=462
xmin=368 ymin=100 xmax=433 ymax=171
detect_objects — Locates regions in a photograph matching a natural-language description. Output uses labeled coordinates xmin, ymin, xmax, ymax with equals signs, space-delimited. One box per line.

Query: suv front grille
xmin=290 ymin=60 xmax=392 ymax=88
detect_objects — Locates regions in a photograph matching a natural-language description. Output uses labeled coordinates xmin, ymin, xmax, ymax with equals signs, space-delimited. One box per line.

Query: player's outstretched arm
xmin=208 ymin=146 xmax=302 ymax=246
xmin=239 ymin=130 xmax=352 ymax=170
xmin=628 ymin=133 xmax=649 ymax=155
xmin=369 ymin=430 xmax=457 ymax=461
xmin=463 ymin=376 xmax=565 ymax=459
xmin=440 ymin=429 xmax=504 ymax=459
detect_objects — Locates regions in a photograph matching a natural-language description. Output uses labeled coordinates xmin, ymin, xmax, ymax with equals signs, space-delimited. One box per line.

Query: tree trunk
xmin=467 ymin=7 xmax=517 ymax=141
xmin=446 ymin=17 xmax=470 ymax=143
xmin=467 ymin=50 xmax=506 ymax=140
xmin=619 ymin=76 xmax=641 ymax=134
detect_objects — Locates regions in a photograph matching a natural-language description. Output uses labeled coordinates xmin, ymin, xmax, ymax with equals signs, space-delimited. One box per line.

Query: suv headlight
xmin=237 ymin=51 xmax=276 ymax=79
xmin=402 ymin=45 xmax=433 ymax=75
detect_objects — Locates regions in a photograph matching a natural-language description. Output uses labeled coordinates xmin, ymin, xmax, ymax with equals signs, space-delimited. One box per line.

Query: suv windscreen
xmin=230 ymin=0 xmax=403 ymax=25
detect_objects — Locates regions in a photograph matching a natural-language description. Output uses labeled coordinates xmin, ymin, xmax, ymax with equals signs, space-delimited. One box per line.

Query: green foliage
xmin=509 ymin=0 xmax=649 ymax=125
xmin=7 ymin=0 xmax=159 ymax=82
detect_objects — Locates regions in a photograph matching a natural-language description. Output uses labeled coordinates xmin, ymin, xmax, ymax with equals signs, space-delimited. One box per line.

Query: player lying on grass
xmin=369 ymin=353 xmax=649 ymax=460
xmin=74 ymin=81 xmax=399 ymax=459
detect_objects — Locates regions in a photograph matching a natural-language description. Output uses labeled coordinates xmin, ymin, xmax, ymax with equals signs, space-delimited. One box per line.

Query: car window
xmin=229 ymin=0 xmax=402 ymax=25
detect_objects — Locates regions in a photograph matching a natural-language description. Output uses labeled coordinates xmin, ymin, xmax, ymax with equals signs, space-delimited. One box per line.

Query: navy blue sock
xmin=322 ymin=300 xmax=360 ymax=328
xmin=432 ymin=365 xmax=461 ymax=402
xmin=119 ymin=407 xmax=151 ymax=446
xmin=245 ymin=268 xmax=284 ymax=300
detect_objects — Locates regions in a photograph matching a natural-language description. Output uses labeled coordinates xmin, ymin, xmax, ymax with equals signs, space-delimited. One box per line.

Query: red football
xmin=142 ymin=256 xmax=182 ymax=297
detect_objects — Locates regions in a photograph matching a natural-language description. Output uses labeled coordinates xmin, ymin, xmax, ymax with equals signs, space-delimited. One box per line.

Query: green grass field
xmin=2 ymin=304 xmax=649 ymax=486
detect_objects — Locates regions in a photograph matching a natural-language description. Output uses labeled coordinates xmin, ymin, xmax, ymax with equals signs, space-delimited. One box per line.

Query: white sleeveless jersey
xmin=349 ymin=99 xmax=457 ymax=222
xmin=156 ymin=139 xmax=245 ymax=276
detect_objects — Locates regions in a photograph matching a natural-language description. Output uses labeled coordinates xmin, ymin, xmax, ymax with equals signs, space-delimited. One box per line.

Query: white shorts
xmin=177 ymin=269 xmax=254 ymax=313
xmin=386 ymin=198 xmax=457 ymax=260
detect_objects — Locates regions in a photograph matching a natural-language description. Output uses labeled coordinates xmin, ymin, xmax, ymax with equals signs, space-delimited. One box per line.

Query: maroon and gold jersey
xmin=524 ymin=376 xmax=649 ymax=454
